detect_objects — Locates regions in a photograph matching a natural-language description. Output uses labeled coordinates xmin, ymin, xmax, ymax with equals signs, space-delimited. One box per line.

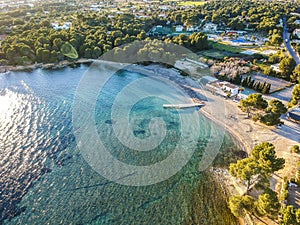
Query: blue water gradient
xmin=0 ymin=64 xmax=237 ymax=225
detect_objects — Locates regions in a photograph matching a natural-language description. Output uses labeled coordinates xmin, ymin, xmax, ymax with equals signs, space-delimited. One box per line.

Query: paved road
xmin=267 ymin=85 xmax=295 ymax=103
xmin=283 ymin=16 xmax=300 ymax=66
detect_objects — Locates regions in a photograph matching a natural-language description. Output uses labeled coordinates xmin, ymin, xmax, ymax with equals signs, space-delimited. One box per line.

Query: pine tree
xmin=262 ymin=83 xmax=269 ymax=94
xmin=253 ymin=81 xmax=259 ymax=90
xmin=262 ymin=81 xmax=267 ymax=90
xmin=249 ymin=79 xmax=255 ymax=88
xmin=267 ymin=83 xmax=271 ymax=94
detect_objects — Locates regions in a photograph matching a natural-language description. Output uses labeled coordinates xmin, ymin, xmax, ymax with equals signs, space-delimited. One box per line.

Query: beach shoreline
xmin=0 ymin=58 xmax=93 ymax=73
xmin=130 ymin=62 xmax=300 ymax=200
xmin=186 ymin=75 xmax=300 ymax=216
xmin=139 ymin=63 xmax=251 ymax=153
xmin=5 ymin=60 xmax=297 ymax=225
xmin=1 ymin=62 xmax=242 ymax=225
xmin=3 ymin=60 xmax=299 ymax=201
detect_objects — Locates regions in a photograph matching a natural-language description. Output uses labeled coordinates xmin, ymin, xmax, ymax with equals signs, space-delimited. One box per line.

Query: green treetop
xmin=240 ymin=94 xmax=268 ymax=118
xmin=230 ymin=142 xmax=285 ymax=194
xmin=291 ymin=65 xmax=300 ymax=83
xmin=279 ymin=57 xmax=296 ymax=80
xmin=229 ymin=195 xmax=255 ymax=218
xmin=290 ymin=84 xmax=300 ymax=107
xmin=256 ymin=188 xmax=280 ymax=218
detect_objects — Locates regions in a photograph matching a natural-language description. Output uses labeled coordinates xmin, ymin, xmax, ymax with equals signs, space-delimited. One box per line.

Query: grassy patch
xmin=253 ymin=62 xmax=269 ymax=71
xmin=210 ymin=41 xmax=245 ymax=54
xmin=252 ymin=46 xmax=280 ymax=51
xmin=199 ymin=49 xmax=239 ymax=60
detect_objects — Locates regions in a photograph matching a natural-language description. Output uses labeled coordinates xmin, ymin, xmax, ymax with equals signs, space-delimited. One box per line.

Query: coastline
xmin=130 ymin=62 xmax=300 ymax=218
xmin=0 ymin=58 xmax=93 ymax=73
xmin=183 ymin=75 xmax=300 ymax=225
xmin=3 ymin=60 xmax=299 ymax=221
xmin=186 ymin=77 xmax=300 ymax=209
xmin=200 ymin=102 xmax=251 ymax=154
xmin=4 ymin=60 xmax=299 ymax=182
xmin=2 ymin=60 xmax=285 ymax=225
xmin=2 ymin=63 xmax=241 ymax=225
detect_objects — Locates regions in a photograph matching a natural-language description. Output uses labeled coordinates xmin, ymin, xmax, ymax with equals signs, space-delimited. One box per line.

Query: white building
xmin=203 ymin=22 xmax=218 ymax=32
xmin=263 ymin=38 xmax=270 ymax=42
xmin=270 ymin=63 xmax=281 ymax=73
xmin=137 ymin=15 xmax=150 ymax=19
xmin=293 ymin=29 xmax=300 ymax=39
xmin=205 ymin=80 xmax=239 ymax=97
xmin=159 ymin=5 xmax=168 ymax=11
xmin=175 ymin=25 xmax=184 ymax=32
xmin=52 ymin=22 xmax=72 ymax=30
xmin=186 ymin=26 xmax=195 ymax=32
xmin=277 ymin=19 xmax=283 ymax=27
xmin=292 ymin=39 xmax=300 ymax=44
xmin=294 ymin=20 xmax=300 ymax=25
xmin=158 ymin=14 xmax=167 ymax=18
xmin=221 ymin=82 xmax=239 ymax=96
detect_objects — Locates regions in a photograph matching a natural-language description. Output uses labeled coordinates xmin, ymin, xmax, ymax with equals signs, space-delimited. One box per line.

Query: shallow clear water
xmin=0 ymin=64 xmax=237 ymax=225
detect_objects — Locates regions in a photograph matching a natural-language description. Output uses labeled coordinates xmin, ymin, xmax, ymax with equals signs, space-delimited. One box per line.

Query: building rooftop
xmin=223 ymin=83 xmax=238 ymax=89
xmin=200 ymin=76 xmax=218 ymax=84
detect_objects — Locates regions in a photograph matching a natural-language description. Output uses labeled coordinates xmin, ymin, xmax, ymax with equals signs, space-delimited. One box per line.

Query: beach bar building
xmin=287 ymin=108 xmax=300 ymax=123
xmin=222 ymin=82 xmax=239 ymax=96
xmin=203 ymin=79 xmax=239 ymax=98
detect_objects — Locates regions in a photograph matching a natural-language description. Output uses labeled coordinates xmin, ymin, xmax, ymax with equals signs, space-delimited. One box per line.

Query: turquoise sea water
xmin=0 ymin=64 xmax=238 ymax=225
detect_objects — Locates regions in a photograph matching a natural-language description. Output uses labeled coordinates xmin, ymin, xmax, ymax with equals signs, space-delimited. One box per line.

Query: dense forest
xmin=0 ymin=0 xmax=299 ymax=66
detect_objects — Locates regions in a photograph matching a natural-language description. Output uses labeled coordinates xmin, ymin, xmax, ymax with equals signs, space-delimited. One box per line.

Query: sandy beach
xmin=2 ymin=60 xmax=298 ymax=224
xmin=185 ymin=82 xmax=300 ymax=198
xmin=4 ymin=60 xmax=299 ymax=190
xmin=123 ymin=63 xmax=300 ymax=186
xmin=182 ymin=77 xmax=300 ymax=225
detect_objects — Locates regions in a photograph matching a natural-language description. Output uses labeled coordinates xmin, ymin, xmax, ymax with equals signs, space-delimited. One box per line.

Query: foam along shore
xmin=0 ymin=58 xmax=94 ymax=73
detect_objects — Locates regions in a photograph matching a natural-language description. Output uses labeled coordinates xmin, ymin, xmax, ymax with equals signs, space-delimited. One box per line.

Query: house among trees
xmin=175 ymin=25 xmax=184 ymax=32
xmin=222 ymin=82 xmax=240 ymax=96
xmin=205 ymin=80 xmax=239 ymax=97
xmin=148 ymin=25 xmax=172 ymax=36
xmin=270 ymin=63 xmax=281 ymax=73
xmin=51 ymin=22 xmax=72 ymax=30
xmin=226 ymin=30 xmax=247 ymax=35
xmin=226 ymin=31 xmax=238 ymax=36
xmin=158 ymin=14 xmax=167 ymax=19
xmin=293 ymin=29 xmax=300 ymax=39
xmin=295 ymin=20 xmax=300 ymax=25
xmin=203 ymin=22 xmax=218 ymax=33
xmin=186 ymin=26 xmax=196 ymax=32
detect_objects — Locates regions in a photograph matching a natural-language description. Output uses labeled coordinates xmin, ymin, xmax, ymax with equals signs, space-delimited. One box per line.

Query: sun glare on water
xmin=0 ymin=91 xmax=19 ymax=123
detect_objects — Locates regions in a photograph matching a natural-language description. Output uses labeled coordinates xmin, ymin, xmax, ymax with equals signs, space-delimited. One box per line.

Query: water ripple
xmin=0 ymin=74 xmax=76 ymax=223
xmin=0 ymin=65 xmax=238 ymax=225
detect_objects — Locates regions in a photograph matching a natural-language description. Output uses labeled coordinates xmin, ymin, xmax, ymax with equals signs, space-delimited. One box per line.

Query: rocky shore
xmin=0 ymin=58 xmax=93 ymax=73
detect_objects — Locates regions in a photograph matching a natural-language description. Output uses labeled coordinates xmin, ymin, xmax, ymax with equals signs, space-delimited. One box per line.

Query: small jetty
xmin=163 ymin=99 xmax=205 ymax=109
